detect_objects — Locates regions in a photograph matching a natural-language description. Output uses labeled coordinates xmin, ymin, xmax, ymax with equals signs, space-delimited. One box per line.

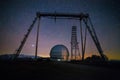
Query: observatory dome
xmin=50 ymin=45 xmax=69 ymax=61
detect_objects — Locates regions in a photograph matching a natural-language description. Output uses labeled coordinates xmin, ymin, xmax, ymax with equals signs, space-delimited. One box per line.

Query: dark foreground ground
xmin=0 ymin=60 xmax=120 ymax=80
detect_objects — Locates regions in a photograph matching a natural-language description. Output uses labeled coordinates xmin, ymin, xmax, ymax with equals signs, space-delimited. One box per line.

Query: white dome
xmin=50 ymin=45 xmax=69 ymax=61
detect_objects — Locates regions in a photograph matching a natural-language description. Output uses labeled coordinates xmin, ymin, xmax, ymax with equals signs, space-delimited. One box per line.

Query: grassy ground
xmin=0 ymin=61 xmax=120 ymax=80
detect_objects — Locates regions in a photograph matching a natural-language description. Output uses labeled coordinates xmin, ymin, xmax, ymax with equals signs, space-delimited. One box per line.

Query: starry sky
xmin=0 ymin=0 xmax=120 ymax=60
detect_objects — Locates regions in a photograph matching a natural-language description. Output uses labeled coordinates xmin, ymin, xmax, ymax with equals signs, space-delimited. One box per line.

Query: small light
xmin=57 ymin=59 xmax=61 ymax=61
xmin=32 ymin=44 xmax=35 ymax=47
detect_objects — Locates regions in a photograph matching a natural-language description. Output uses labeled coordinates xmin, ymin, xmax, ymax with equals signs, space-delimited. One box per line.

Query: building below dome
xmin=50 ymin=45 xmax=69 ymax=61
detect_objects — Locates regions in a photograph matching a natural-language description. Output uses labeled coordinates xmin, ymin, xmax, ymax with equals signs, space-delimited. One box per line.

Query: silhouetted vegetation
xmin=85 ymin=55 xmax=104 ymax=62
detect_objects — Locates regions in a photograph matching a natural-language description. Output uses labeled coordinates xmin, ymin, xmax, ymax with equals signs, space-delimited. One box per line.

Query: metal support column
xmin=80 ymin=19 xmax=84 ymax=61
xmin=35 ymin=17 xmax=40 ymax=59
xmin=14 ymin=17 xmax=37 ymax=59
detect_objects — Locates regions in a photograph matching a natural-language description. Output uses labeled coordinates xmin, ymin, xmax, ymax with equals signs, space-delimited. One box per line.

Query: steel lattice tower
xmin=71 ymin=26 xmax=81 ymax=60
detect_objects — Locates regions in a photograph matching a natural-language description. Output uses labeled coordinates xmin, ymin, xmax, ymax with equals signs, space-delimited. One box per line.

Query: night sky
xmin=0 ymin=0 xmax=120 ymax=60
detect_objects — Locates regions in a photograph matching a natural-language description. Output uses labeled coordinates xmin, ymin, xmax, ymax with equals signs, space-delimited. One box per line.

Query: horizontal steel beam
xmin=36 ymin=12 xmax=88 ymax=19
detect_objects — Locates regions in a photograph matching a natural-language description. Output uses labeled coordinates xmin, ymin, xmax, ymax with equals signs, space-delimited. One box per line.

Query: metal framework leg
xmin=35 ymin=17 xmax=40 ymax=59
xmin=14 ymin=17 xmax=37 ymax=59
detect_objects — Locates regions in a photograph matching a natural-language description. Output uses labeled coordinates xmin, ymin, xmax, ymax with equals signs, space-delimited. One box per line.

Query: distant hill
xmin=0 ymin=54 xmax=41 ymax=60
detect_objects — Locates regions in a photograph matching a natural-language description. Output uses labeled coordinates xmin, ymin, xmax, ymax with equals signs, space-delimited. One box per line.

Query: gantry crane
xmin=14 ymin=12 xmax=108 ymax=61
